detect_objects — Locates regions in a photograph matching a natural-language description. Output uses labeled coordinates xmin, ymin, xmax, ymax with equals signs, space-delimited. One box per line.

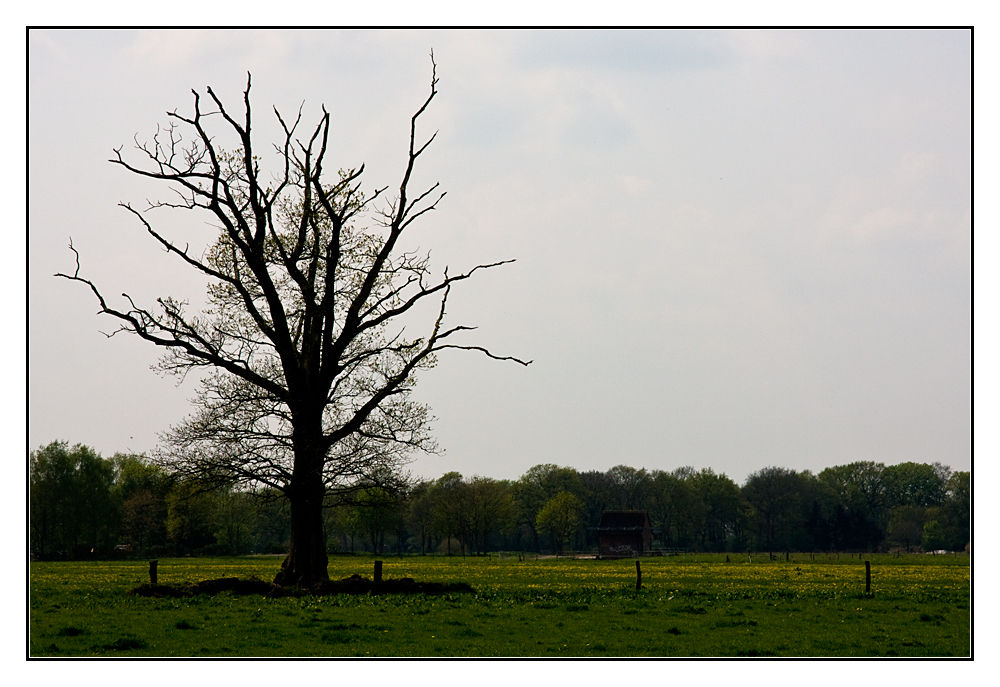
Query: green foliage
xmin=112 ymin=453 xmax=173 ymax=553
xmin=535 ymin=492 xmax=583 ymax=553
xmin=213 ymin=489 xmax=257 ymax=555
xmin=352 ymin=486 xmax=403 ymax=555
xmin=886 ymin=505 xmax=926 ymax=551
xmin=513 ymin=464 xmax=586 ymax=551
xmin=605 ymin=465 xmax=650 ymax=510
xmin=921 ymin=520 xmax=947 ymax=552
xmin=942 ymin=472 xmax=970 ymax=550
xmin=883 ymin=462 xmax=949 ymax=509
xmin=466 ymin=477 xmax=516 ymax=555
xmin=30 ymin=442 xmax=117 ymax=558
xmin=405 ymin=480 xmax=435 ymax=554
xmin=687 ymin=468 xmax=744 ymax=551
xmin=646 ymin=468 xmax=695 ymax=548
xmin=428 ymin=472 xmax=468 ymax=556
xmin=743 ymin=466 xmax=806 ymax=554
xmin=166 ymin=480 xmax=220 ymax=553
xmin=818 ymin=462 xmax=890 ymax=549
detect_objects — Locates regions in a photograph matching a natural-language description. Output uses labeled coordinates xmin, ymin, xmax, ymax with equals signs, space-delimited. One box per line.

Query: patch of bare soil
xmin=127 ymin=574 xmax=474 ymax=598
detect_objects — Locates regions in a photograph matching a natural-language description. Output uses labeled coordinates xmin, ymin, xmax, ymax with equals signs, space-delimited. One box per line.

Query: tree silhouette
xmin=56 ymin=55 xmax=529 ymax=586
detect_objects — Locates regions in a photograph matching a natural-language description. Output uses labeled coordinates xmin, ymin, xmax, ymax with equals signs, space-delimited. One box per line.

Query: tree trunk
xmin=274 ymin=451 xmax=329 ymax=587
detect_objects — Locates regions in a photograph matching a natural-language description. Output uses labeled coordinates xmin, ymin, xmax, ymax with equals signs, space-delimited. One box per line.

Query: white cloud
xmin=817 ymin=151 xmax=969 ymax=254
xmin=619 ymin=175 xmax=652 ymax=197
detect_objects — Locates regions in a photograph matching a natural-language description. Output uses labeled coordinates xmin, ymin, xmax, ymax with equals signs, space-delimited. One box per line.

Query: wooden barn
xmin=593 ymin=510 xmax=653 ymax=558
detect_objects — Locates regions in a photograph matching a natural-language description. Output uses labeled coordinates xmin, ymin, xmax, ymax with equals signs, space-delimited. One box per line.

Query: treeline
xmin=29 ymin=441 xmax=970 ymax=560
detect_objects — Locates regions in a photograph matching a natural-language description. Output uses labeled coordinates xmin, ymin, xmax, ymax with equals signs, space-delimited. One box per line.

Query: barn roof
xmin=595 ymin=510 xmax=650 ymax=530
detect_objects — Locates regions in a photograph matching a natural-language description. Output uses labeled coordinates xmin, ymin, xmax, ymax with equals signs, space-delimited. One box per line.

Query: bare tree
xmin=56 ymin=55 xmax=529 ymax=586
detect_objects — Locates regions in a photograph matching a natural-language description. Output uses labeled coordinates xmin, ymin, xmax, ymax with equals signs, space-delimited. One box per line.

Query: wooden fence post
xmin=374 ymin=560 xmax=383 ymax=584
xmin=635 ymin=560 xmax=642 ymax=591
xmin=149 ymin=560 xmax=158 ymax=586
xmin=865 ymin=560 xmax=871 ymax=595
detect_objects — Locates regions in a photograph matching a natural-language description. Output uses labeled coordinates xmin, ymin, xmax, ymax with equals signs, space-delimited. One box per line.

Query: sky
xmin=28 ymin=29 xmax=972 ymax=486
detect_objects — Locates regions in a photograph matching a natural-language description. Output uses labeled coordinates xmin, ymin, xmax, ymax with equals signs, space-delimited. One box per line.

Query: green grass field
xmin=29 ymin=553 xmax=970 ymax=657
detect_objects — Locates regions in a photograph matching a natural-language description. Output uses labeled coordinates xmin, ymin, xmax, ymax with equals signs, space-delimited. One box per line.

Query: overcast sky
xmin=27 ymin=29 xmax=971 ymax=485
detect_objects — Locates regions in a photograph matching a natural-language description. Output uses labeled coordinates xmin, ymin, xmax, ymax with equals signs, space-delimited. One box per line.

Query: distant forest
xmin=29 ymin=441 xmax=970 ymax=560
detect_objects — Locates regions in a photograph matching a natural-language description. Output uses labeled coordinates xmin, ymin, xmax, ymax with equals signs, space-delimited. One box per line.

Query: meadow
xmin=29 ymin=553 xmax=970 ymax=657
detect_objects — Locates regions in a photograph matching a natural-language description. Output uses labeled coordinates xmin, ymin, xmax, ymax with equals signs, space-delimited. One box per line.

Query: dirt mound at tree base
xmin=128 ymin=574 xmax=474 ymax=598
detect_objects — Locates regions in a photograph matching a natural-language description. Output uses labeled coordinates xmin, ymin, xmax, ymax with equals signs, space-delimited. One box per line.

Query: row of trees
xmin=30 ymin=441 xmax=970 ymax=560
xmin=29 ymin=442 xmax=290 ymax=559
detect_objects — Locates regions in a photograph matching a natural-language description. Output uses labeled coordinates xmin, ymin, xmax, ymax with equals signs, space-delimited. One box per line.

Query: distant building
xmin=593 ymin=510 xmax=653 ymax=558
